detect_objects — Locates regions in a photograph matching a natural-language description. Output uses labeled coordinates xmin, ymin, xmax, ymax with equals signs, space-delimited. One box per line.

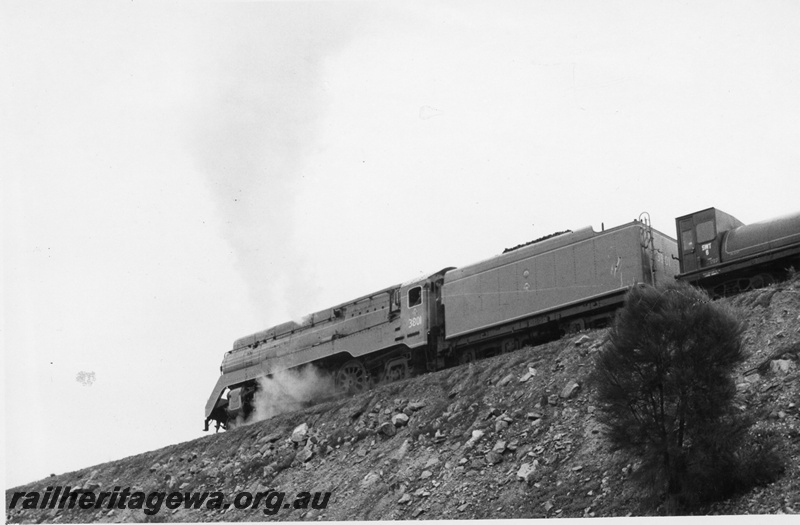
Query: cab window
xmin=696 ymin=220 xmax=716 ymax=243
xmin=681 ymin=229 xmax=694 ymax=253
xmin=408 ymin=286 xmax=422 ymax=307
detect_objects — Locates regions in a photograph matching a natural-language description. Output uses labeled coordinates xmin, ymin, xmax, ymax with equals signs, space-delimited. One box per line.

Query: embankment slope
xmin=7 ymin=276 xmax=800 ymax=521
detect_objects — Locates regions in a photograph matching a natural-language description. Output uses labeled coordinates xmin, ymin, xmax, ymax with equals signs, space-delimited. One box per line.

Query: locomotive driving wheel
xmin=335 ymin=359 xmax=369 ymax=394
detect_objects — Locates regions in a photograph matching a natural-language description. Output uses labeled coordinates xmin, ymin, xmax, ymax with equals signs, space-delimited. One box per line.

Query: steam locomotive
xmin=675 ymin=207 xmax=800 ymax=296
xmin=204 ymin=207 xmax=800 ymax=431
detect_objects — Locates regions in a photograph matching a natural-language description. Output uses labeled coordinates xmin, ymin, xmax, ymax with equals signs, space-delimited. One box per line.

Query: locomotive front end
xmin=203 ymin=269 xmax=451 ymax=431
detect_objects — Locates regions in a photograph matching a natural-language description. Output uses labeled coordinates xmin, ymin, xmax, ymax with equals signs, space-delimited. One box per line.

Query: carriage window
xmin=408 ymin=286 xmax=422 ymax=307
xmin=696 ymin=220 xmax=716 ymax=243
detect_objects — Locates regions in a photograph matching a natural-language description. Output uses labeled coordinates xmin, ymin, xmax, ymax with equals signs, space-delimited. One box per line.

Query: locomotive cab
xmin=676 ymin=207 xmax=800 ymax=295
xmin=675 ymin=208 xmax=743 ymax=275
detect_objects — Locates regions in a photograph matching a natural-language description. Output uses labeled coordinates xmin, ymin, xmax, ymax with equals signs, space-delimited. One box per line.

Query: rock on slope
xmin=7 ymin=275 xmax=800 ymax=522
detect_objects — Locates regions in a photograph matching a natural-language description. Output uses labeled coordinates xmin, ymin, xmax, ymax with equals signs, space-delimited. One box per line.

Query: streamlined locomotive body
xmin=205 ymin=216 xmax=679 ymax=431
xmin=205 ymin=269 xmax=450 ymax=430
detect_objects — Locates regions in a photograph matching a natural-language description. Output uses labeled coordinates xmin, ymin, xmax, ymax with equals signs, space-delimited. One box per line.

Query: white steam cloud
xmin=239 ymin=365 xmax=336 ymax=426
xmin=191 ymin=5 xmax=371 ymax=322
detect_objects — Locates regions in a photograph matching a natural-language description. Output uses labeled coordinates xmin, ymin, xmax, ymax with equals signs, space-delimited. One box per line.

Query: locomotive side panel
xmin=221 ymin=289 xmax=399 ymax=375
xmin=442 ymin=223 xmax=656 ymax=340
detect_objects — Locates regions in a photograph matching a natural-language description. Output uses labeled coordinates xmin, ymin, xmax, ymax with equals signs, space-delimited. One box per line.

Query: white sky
xmin=3 ymin=0 xmax=800 ymax=488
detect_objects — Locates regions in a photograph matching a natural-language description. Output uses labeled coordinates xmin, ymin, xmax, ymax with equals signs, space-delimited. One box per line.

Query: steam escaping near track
xmin=245 ymin=365 xmax=336 ymax=425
